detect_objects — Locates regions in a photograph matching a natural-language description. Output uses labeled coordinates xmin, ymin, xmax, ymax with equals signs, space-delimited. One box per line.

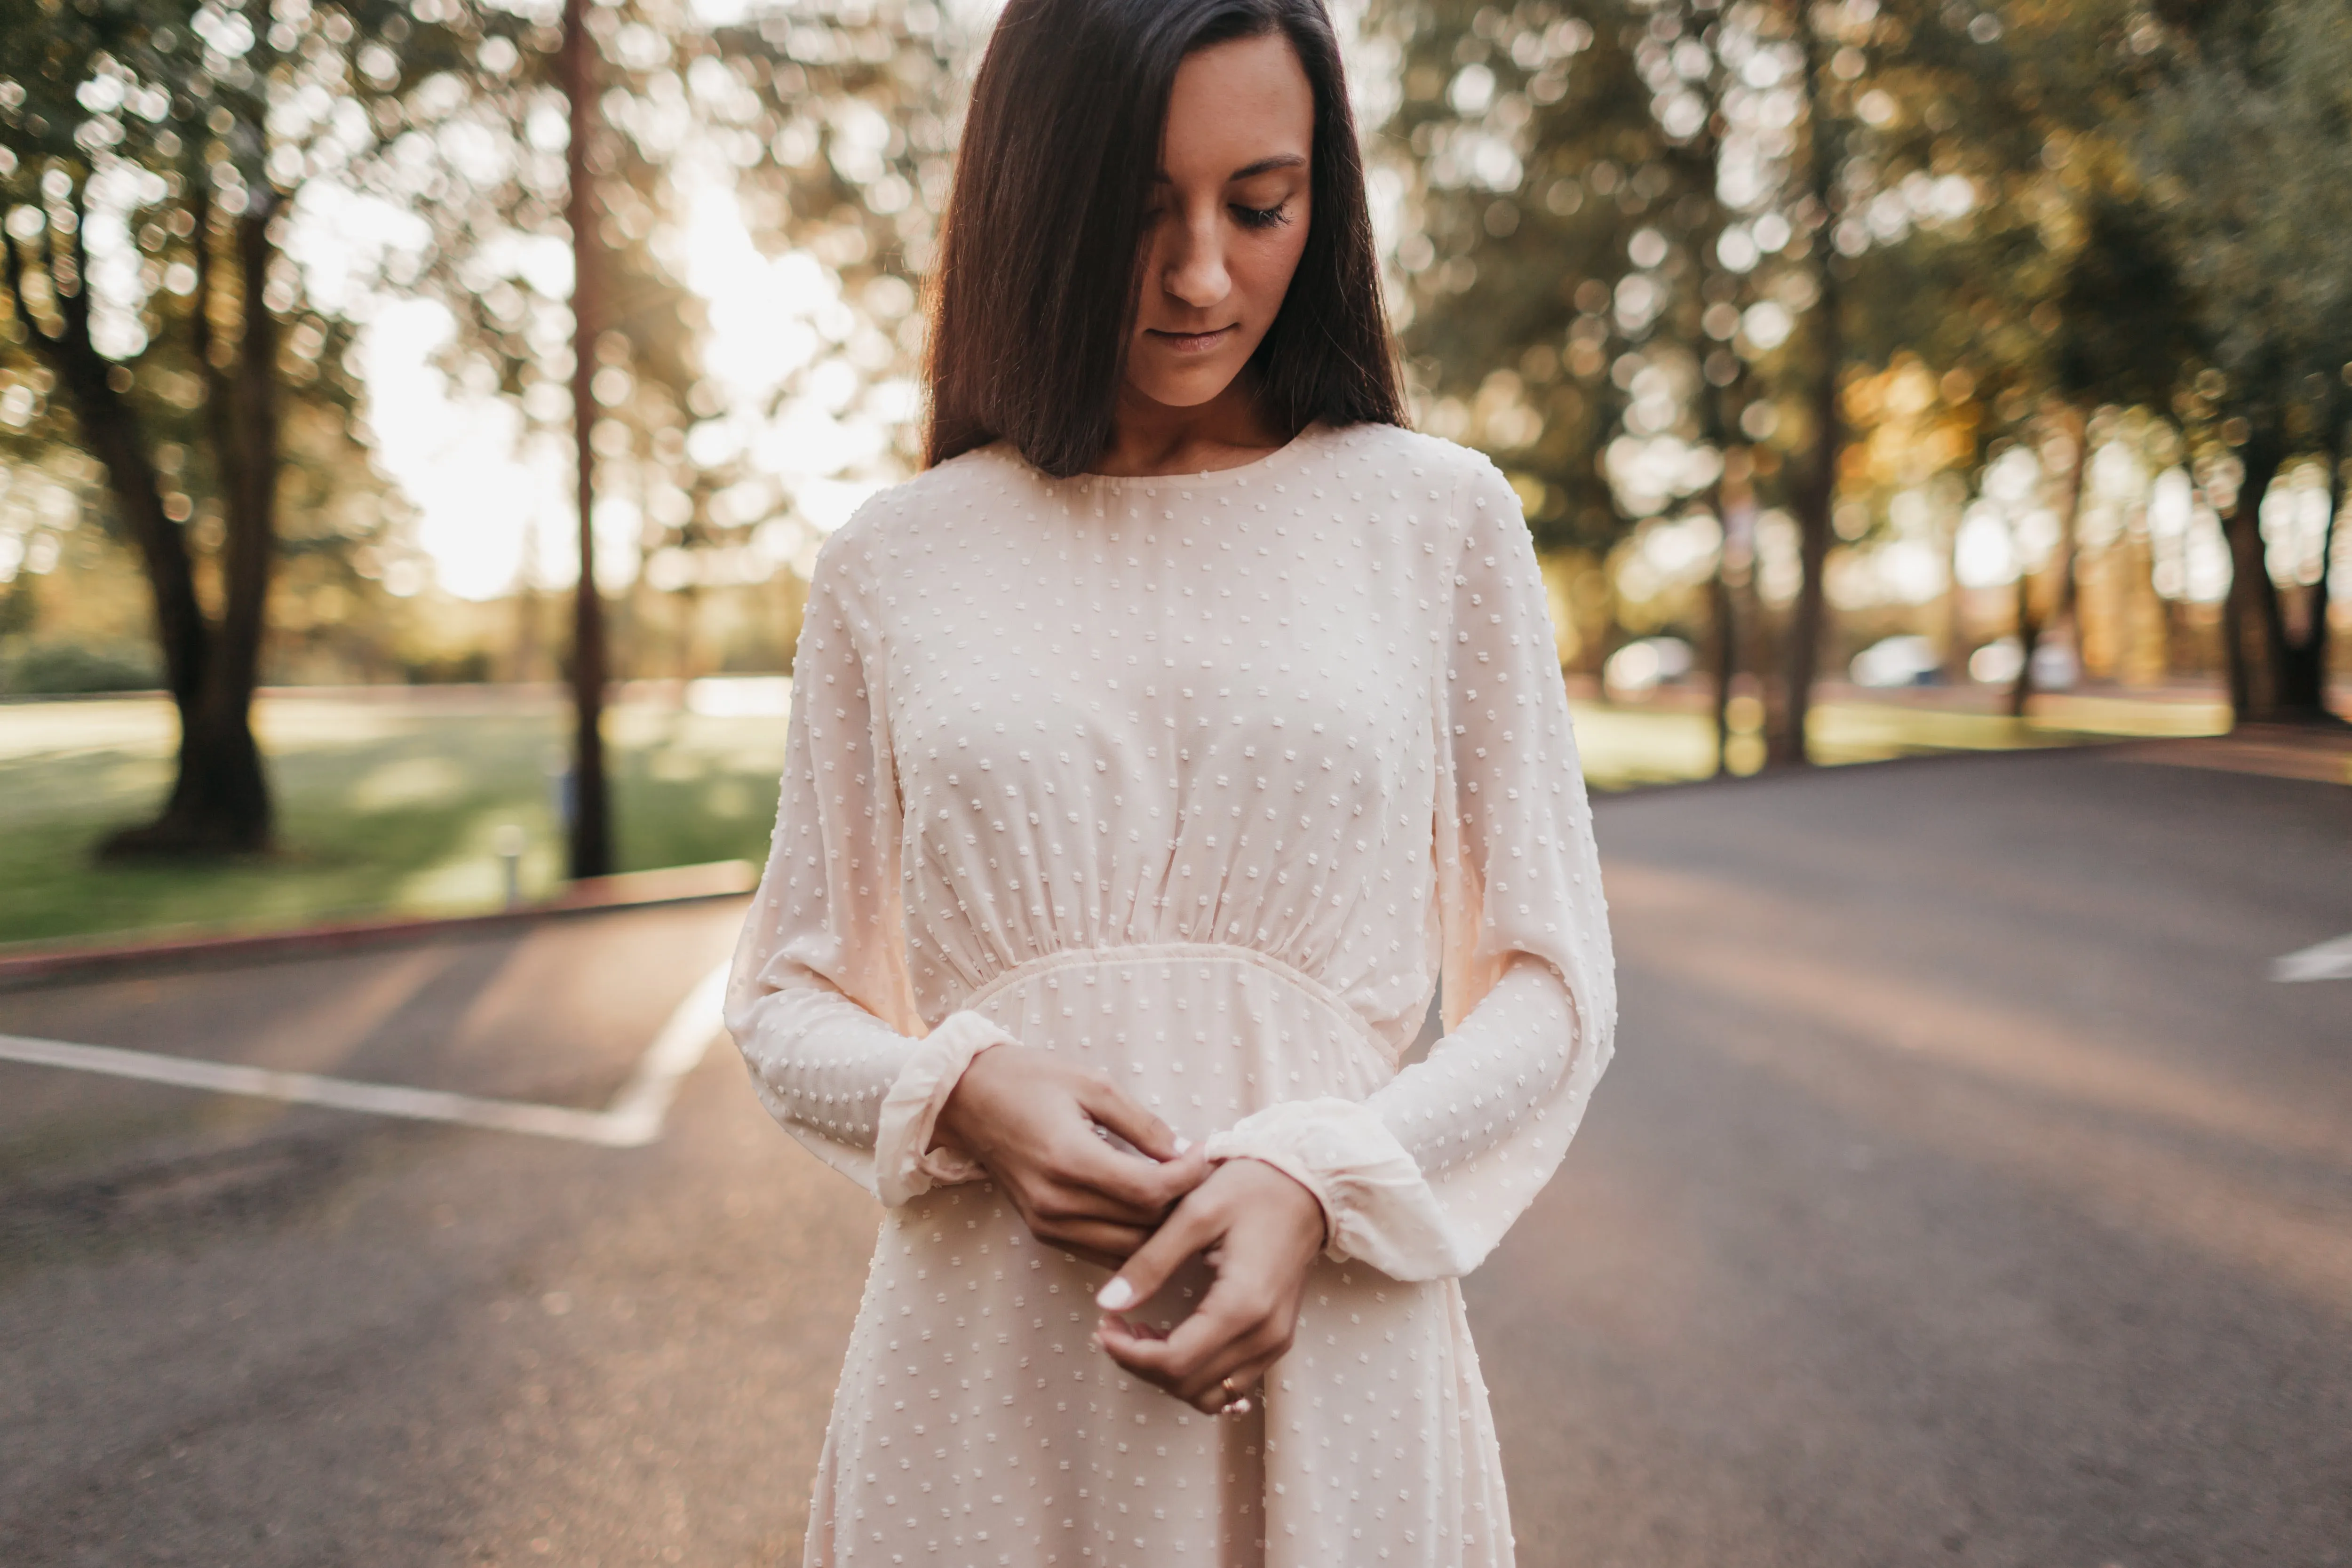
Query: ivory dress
xmin=725 ymin=417 xmax=1617 ymax=1568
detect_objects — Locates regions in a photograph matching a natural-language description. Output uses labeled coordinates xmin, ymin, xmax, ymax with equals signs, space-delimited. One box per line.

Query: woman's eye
xmin=1232 ymin=202 xmax=1291 ymax=231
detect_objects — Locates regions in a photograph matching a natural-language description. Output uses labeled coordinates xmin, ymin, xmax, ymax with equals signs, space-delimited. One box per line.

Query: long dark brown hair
xmin=922 ymin=0 xmax=1406 ymax=477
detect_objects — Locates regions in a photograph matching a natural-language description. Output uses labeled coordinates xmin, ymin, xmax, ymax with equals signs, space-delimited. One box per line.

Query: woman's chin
xmin=1126 ymin=362 xmax=1245 ymax=409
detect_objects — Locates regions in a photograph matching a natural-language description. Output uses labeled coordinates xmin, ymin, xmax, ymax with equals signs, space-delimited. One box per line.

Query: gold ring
xmin=1219 ymin=1376 xmax=1239 ymax=1404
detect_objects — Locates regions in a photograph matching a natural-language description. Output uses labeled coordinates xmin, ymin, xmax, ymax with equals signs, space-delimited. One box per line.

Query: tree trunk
xmin=1687 ymin=59 xmax=1740 ymax=778
xmin=6 ymin=191 xmax=274 ymax=854
xmin=1708 ymin=516 xmax=1737 ymax=776
xmin=563 ymin=0 xmax=615 ymax=878
xmin=2011 ymin=403 xmax=2089 ymax=717
xmin=2220 ymin=427 xmax=2290 ymax=725
xmin=111 ymin=186 xmax=281 ymax=854
xmin=1709 ymin=452 xmax=1756 ymax=776
xmin=6 ymin=222 xmax=203 ymax=711
xmin=1772 ymin=4 xmax=1840 ymax=768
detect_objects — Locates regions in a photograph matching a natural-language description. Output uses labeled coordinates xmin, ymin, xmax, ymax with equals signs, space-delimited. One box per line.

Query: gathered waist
xmin=953 ymin=940 xmax=1396 ymax=1075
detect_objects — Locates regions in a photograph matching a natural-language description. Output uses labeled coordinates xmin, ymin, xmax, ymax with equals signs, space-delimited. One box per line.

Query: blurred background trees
xmin=1 ymin=0 xmax=955 ymax=857
xmin=2138 ymin=0 xmax=2349 ymax=723
xmin=1378 ymin=0 xmax=2345 ymax=765
xmin=0 ymin=0 xmax=466 ymax=848
xmin=1 ymin=0 xmax=2344 ymax=866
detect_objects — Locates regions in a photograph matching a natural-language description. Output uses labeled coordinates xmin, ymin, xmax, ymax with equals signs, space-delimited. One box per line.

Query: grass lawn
xmin=0 ymin=692 xmax=790 ymax=949
xmin=0 ymin=682 xmax=2225 ymax=948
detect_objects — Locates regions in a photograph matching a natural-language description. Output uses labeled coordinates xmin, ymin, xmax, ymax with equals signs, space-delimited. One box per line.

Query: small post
xmin=494 ymin=823 xmax=527 ymax=908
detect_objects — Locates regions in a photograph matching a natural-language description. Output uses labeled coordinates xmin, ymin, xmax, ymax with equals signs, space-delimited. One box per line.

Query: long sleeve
xmin=1199 ymin=454 xmax=1618 ymax=1281
xmin=723 ymin=525 xmax=1018 ymax=1206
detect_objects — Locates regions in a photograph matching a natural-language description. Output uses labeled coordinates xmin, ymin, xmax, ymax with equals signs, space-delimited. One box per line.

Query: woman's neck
xmin=1092 ymin=374 xmax=1295 ymax=478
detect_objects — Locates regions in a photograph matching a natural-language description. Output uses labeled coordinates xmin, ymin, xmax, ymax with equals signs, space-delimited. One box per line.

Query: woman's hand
xmin=1090 ymin=1157 xmax=1328 ymax=1415
xmin=933 ymin=1042 xmax=1210 ymax=1270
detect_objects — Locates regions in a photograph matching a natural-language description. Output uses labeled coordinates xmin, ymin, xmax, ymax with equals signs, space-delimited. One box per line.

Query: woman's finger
xmin=1104 ymin=1276 xmax=1268 ymax=1395
xmin=1104 ymin=1302 xmax=1279 ymax=1414
xmin=1098 ymin=1313 xmax=1169 ymax=1344
xmin=1073 ymin=1078 xmax=1184 ymax=1162
xmin=1097 ymin=1238 xmax=1268 ymax=1381
xmin=1095 ymin=1309 xmax=1234 ymax=1404
xmin=1053 ymin=1136 xmax=1210 ymax=1219
xmin=1198 ymin=1347 xmax=1283 ymax=1416
xmin=1167 ymin=1326 xmax=1279 ymax=1410
xmin=1172 ymin=1324 xmax=1288 ymax=1409
xmin=1091 ymin=1191 xmax=1220 ymax=1315
xmin=1029 ymin=1214 xmax=1154 ymax=1266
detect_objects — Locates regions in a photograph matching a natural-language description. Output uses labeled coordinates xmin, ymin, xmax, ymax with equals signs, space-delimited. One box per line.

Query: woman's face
xmin=1125 ymin=31 xmax=1316 ymax=410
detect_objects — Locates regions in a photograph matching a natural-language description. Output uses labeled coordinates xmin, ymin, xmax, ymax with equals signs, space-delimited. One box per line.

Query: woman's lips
xmin=1146 ymin=325 xmax=1238 ymax=355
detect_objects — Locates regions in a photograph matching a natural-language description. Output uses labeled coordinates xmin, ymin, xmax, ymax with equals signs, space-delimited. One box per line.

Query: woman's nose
xmin=1161 ymin=213 xmax=1231 ymax=309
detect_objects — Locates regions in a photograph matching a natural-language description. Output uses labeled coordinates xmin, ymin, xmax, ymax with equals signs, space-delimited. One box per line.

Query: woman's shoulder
xmin=1323 ymin=420 xmax=1510 ymax=493
xmin=1320 ymin=423 xmax=1521 ymax=543
xmin=816 ymin=446 xmax=1007 ymax=563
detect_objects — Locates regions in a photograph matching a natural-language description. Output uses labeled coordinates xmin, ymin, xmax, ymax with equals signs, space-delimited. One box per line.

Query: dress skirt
xmin=800 ymin=947 xmax=1517 ymax=1568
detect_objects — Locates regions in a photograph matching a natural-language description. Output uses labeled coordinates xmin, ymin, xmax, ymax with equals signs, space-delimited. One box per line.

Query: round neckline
xmin=1003 ymin=418 xmax=1335 ymax=492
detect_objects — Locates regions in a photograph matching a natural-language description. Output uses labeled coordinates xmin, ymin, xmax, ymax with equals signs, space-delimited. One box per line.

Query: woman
xmin=724 ymin=0 xmax=1617 ymax=1562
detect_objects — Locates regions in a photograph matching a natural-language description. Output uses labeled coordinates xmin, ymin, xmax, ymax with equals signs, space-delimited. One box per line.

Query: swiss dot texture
xmin=725 ymin=420 xmax=1618 ymax=1568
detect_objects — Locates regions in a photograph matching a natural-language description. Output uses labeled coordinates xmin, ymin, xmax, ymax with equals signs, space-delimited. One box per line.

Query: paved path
xmin=0 ymin=748 xmax=2344 ymax=1567
xmin=1477 ymin=750 xmax=2349 ymax=1568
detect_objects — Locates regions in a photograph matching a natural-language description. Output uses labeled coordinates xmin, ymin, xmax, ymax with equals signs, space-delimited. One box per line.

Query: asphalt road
xmin=0 ymin=747 xmax=2344 ymax=1568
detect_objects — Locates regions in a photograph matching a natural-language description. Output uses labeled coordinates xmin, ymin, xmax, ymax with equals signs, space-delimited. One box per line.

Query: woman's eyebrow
xmin=1148 ymin=153 xmax=1310 ymax=183
xmin=1226 ymin=153 xmax=1307 ymax=179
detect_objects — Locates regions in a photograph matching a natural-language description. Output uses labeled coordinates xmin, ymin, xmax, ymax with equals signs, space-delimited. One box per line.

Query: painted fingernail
xmin=1096 ymin=1277 xmax=1135 ymax=1311
xmin=1173 ymin=1137 xmax=1192 ymax=1155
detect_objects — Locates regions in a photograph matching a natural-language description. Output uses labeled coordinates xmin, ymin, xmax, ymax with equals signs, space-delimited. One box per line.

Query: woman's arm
xmin=727 ymin=523 xmax=1205 ymax=1248
xmin=723 ymin=530 xmax=1012 ymax=1203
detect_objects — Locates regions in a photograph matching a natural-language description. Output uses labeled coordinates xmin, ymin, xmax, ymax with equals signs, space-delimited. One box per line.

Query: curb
xmin=0 ymin=860 xmax=758 ymax=994
xmin=1584 ymin=731 xmax=2145 ymax=803
xmin=1587 ymin=726 xmax=2352 ymax=806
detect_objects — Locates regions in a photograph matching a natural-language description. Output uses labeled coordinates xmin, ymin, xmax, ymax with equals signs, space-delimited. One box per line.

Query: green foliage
xmin=1375 ymin=0 xmax=2186 ymax=499
xmin=0 ymin=0 xmax=452 ymax=778
xmin=2138 ymin=0 xmax=2352 ymax=438
xmin=0 ymin=0 xmax=436 ymax=524
xmin=1366 ymin=0 xmax=2343 ymax=721
xmin=1375 ymin=0 xmax=1673 ymax=552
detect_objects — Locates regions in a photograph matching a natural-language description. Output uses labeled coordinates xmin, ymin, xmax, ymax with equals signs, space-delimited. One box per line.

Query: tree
xmin=1758 ymin=0 xmax=2105 ymax=758
xmin=2138 ymin=0 xmax=2351 ymax=725
xmin=0 ymin=0 xmax=512 ymax=852
xmin=362 ymin=0 xmax=966 ymax=871
xmin=1372 ymin=0 xmax=2057 ymax=763
xmin=2011 ymin=188 xmax=2194 ymax=713
xmin=556 ymin=0 xmax=611 ymax=876
xmin=1371 ymin=1 xmax=1658 ymax=562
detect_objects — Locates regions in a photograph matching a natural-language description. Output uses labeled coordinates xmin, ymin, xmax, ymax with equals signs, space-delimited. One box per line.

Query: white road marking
xmin=0 ymin=959 xmax=733 ymax=1147
xmin=2272 ymin=933 xmax=2352 ymax=983
xmin=599 ymin=960 xmax=732 ymax=1145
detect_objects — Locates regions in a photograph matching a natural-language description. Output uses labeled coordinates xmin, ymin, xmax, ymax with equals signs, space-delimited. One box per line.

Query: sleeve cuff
xmin=872 ymin=1010 xmax=1019 ymax=1207
xmin=1199 ymin=1097 xmax=1468 ymax=1281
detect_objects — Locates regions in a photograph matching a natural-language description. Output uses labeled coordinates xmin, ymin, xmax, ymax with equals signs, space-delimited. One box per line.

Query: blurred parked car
xmin=1603 ymin=637 xmax=1696 ymax=699
xmin=1967 ymin=635 xmax=2079 ymax=689
xmin=1849 ymin=634 xmax=1943 ymax=688
xmin=1968 ymin=637 xmax=2025 ymax=685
